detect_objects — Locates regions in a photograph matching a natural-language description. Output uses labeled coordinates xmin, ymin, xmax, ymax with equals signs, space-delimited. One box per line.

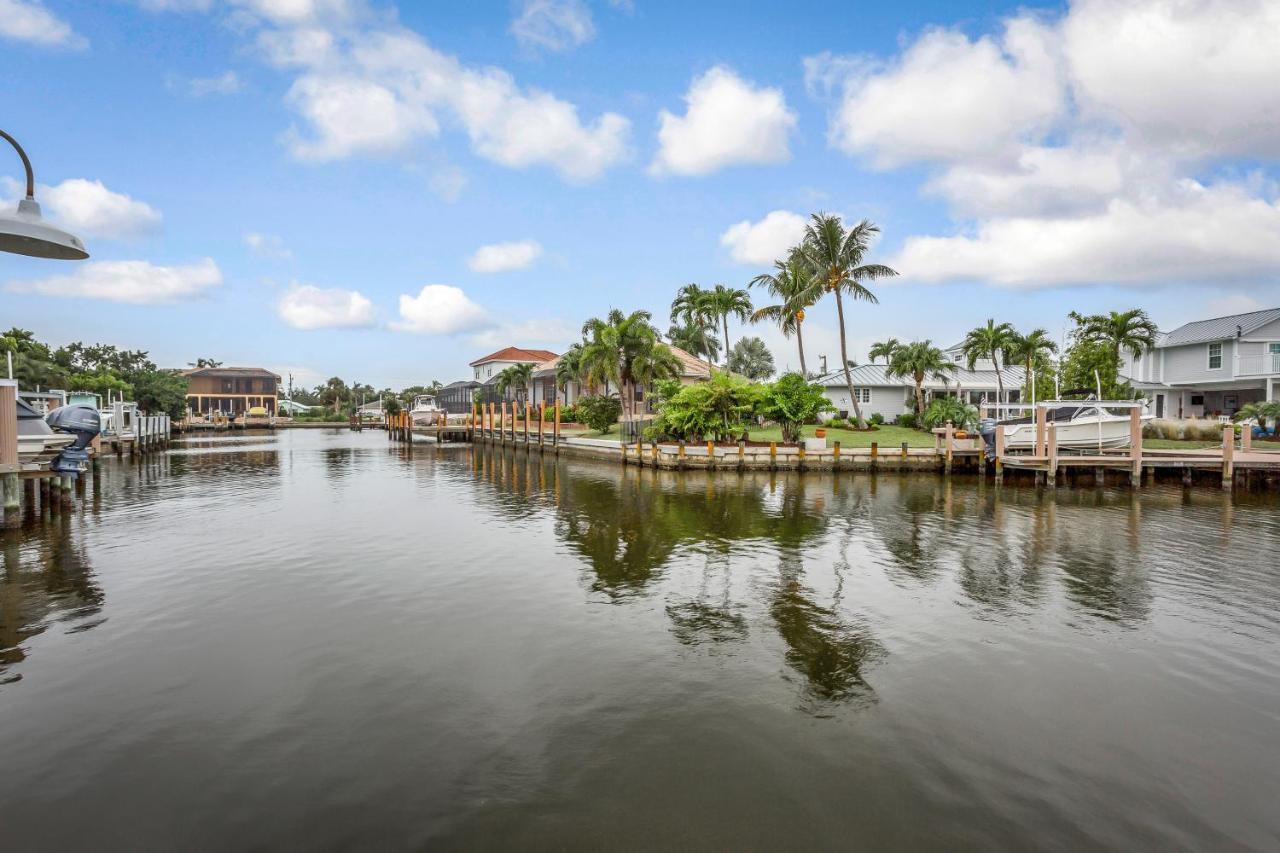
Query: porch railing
xmin=1237 ymin=353 xmax=1280 ymax=376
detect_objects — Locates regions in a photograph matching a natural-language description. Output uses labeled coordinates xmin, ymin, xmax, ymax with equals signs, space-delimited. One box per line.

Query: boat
xmin=15 ymin=397 xmax=75 ymax=464
xmin=981 ymin=399 xmax=1153 ymax=455
xmin=409 ymin=394 xmax=443 ymax=424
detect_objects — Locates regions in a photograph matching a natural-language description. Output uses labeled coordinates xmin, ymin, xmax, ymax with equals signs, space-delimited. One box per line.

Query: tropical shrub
xmin=576 ymin=395 xmax=622 ymax=433
xmin=896 ymin=412 xmax=917 ymax=429
xmin=558 ymin=404 xmax=578 ymax=423
xmin=655 ymin=372 xmax=764 ymax=442
xmin=759 ymin=372 xmax=832 ymax=443
xmin=826 ymin=417 xmax=848 ymax=429
xmin=922 ymin=398 xmax=978 ymax=430
xmin=868 ymin=412 xmax=885 ymax=426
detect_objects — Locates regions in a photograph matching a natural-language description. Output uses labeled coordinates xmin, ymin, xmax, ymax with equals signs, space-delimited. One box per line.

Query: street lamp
xmin=0 ymin=128 xmax=88 ymax=260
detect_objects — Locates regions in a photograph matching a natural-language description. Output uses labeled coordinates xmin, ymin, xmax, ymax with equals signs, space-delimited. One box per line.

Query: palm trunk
xmin=796 ymin=321 xmax=807 ymax=377
xmin=992 ymin=349 xmax=1005 ymax=402
xmin=834 ymin=289 xmax=866 ymax=429
xmin=723 ymin=316 xmax=732 ymax=369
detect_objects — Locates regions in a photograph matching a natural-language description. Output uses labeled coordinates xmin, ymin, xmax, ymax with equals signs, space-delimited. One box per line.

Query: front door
xmin=1223 ymin=394 xmax=1239 ymax=414
xmin=1155 ymin=393 xmax=1164 ymax=418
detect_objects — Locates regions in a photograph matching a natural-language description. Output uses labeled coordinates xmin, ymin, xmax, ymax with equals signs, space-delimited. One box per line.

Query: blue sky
xmin=3 ymin=0 xmax=1278 ymax=390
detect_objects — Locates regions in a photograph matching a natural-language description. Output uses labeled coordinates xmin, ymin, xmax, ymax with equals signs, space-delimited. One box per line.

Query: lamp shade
xmin=0 ymin=197 xmax=89 ymax=260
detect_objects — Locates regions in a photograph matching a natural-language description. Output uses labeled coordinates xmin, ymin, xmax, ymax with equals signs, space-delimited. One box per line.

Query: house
xmin=815 ymin=344 xmax=1025 ymax=422
xmin=470 ymin=346 xmax=558 ymax=406
xmin=356 ymin=399 xmax=386 ymax=422
xmin=527 ymin=345 xmax=713 ymax=413
xmin=1122 ymin=308 xmax=1280 ymax=418
xmin=183 ymin=366 xmax=280 ymax=416
xmin=278 ymin=399 xmax=313 ymax=415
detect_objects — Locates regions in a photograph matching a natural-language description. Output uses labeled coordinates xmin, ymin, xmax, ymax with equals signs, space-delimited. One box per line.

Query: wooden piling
xmin=994 ymin=426 xmax=1005 ymax=485
xmin=944 ymin=421 xmax=954 ymax=475
xmin=677 ymin=440 xmax=686 ymax=471
xmin=769 ymin=441 xmax=777 ymax=471
xmin=1046 ymin=423 xmax=1058 ymax=488
xmin=538 ymin=402 xmax=545 ymax=449
xmin=1035 ymin=405 xmax=1047 ymax=458
xmin=706 ymin=440 xmax=715 ymax=470
xmin=901 ymin=441 xmax=908 ymax=461
xmin=1130 ymin=406 xmax=1143 ymax=487
xmin=832 ymin=441 xmax=840 ymax=465
xmin=553 ymin=403 xmax=561 ymax=450
xmin=738 ymin=439 xmax=746 ymax=471
xmin=1222 ymin=425 xmax=1234 ymax=490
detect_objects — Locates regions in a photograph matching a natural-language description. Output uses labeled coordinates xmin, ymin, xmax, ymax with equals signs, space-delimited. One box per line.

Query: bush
xmin=660 ymin=373 xmax=764 ymax=442
xmin=759 ymin=372 xmax=832 ymax=444
xmin=826 ymin=417 xmax=848 ymax=429
xmin=922 ymin=398 xmax=978 ymax=431
xmin=896 ymin=412 xmax=917 ymax=429
xmin=556 ymin=403 xmax=578 ymax=423
xmin=576 ymin=395 xmax=622 ymax=432
xmin=868 ymin=412 xmax=885 ymax=426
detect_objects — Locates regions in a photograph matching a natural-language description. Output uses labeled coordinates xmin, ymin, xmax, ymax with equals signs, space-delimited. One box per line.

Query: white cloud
xmin=820 ymin=18 xmax=1063 ymax=167
xmin=814 ymin=0 xmax=1280 ymax=289
xmin=277 ymin=283 xmax=374 ymax=329
xmin=390 ymin=284 xmax=491 ymax=335
xmin=183 ymin=70 xmax=244 ymax=96
xmin=469 ymin=317 xmax=575 ymax=351
xmin=892 ymin=181 xmax=1280 ymax=289
xmin=467 ymin=239 xmax=543 ymax=273
xmin=286 ymin=74 xmax=440 ymax=161
xmin=719 ymin=210 xmax=808 ymax=265
xmin=7 ymin=258 xmax=222 ymax=303
xmin=651 ymin=66 xmax=796 ymax=176
xmin=244 ymin=231 xmax=292 ymax=259
xmin=510 ymin=0 xmax=595 ymax=52
xmin=0 ymin=0 xmax=87 ymax=49
xmin=1063 ymin=0 xmax=1280 ymax=159
xmin=2 ymin=177 xmax=163 ymax=240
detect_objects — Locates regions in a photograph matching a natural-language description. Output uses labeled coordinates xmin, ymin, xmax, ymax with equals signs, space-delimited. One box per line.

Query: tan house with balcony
xmin=1123 ymin=308 xmax=1280 ymax=418
xmin=183 ymin=367 xmax=281 ymax=416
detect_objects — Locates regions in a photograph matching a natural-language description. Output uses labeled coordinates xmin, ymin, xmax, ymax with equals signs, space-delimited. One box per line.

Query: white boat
xmin=409 ymin=394 xmax=443 ymax=424
xmin=984 ymin=402 xmax=1153 ymax=452
xmin=15 ymin=398 xmax=75 ymax=463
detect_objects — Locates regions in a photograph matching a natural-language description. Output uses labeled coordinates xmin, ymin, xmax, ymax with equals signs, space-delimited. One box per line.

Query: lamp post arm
xmin=0 ymin=129 xmax=36 ymax=199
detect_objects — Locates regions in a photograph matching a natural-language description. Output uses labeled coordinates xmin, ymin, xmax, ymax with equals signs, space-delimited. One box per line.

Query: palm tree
xmin=508 ymin=362 xmax=534 ymax=405
xmin=868 ymin=338 xmax=901 ymax=364
xmin=581 ymin=309 xmax=681 ymax=429
xmin=726 ymin=336 xmax=776 ymax=380
xmin=670 ymin=284 xmax=717 ymax=373
xmin=749 ymin=250 xmax=821 ymax=376
xmin=707 ymin=284 xmax=753 ymax=368
xmin=801 ymin=213 xmax=898 ymax=429
xmin=961 ymin=319 xmax=1015 ymax=403
xmin=1068 ymin=309 xmax=1159 ymax=382
xmin=667 ymin=323 xmax=720 ymax=366
xmin=1236 ymin=400 xmax=1280 ymax=432
xmin=884 ymin=340 xmax=957 ymax=424
xmin=555 ymin=342 xmax=585 ymax=403
xmin=1004 ymin=328 xmax=1059 ymax=404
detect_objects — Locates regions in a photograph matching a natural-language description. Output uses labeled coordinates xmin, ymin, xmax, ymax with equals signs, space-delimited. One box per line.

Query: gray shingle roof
xmin=1160 ymin=308 xmax=1280 ymax=347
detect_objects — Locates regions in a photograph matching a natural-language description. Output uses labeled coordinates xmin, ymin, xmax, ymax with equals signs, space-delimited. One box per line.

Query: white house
xmin=816 ymin=343 xmax=1025 ymax=422
xmin=1122 ymin=308 xmax=1280 ymax=419
xmin=469 ymin=346 xmax=559 ymax=383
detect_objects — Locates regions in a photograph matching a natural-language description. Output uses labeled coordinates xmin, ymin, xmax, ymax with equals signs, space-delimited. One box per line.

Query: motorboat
xmin=15 ymin=399 xmax=101 ymax=472
xmin=410 ymin=394 xmax=443 ymax=424
xmin=980 ymin=399 xmax=1152 ymax=456
xmin=16 ymin=398 xmax=74 ymax=463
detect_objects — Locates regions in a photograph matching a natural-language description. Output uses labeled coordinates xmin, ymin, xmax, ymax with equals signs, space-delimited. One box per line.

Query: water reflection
xmin=1 ymin=515 xmax=103 ymax=684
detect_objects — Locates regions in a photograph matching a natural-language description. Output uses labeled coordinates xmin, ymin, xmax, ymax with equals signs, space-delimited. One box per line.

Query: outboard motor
xmin=978 ymin=417 xmax=998 ymax=461
xmin=45 ymin=405 xmax=101 ymax=477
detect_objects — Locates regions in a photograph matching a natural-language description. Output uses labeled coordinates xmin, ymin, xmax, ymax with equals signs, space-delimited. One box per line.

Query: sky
xmin=2 ymin=0 xmax=1279 ymax=391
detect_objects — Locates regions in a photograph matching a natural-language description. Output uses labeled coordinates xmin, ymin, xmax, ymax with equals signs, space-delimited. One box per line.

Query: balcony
xmin=1237 ymin=353 xmax=1280 ymax=376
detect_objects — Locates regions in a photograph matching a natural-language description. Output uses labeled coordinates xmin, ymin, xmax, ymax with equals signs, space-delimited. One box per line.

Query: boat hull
xmin=1001 ymin=415 xmax=1152 ymax=450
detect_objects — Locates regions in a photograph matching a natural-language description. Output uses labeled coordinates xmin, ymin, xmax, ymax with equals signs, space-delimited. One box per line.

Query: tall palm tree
xmin=1004 ymin=328 xmax=1059 ymax=404
xmin=801 ymin=213 xmax=898 ymax=429
xmin=1068 ymin=309 xmax=1159 ymax=381
xmin=961 ymin=319 xmax=1015 ymax=403
xmin=667 ymin=323 xmax=720 ymax=366
xmin=884 ymin=340 xmax=957 ymax=424
xmin=508 ymin=362 xmax=534 ymax=405
xmin=868 ymin=338 xmax=902 ymax=364
xmin=670 ymin=284 xmax=717 ymax=374
xmin=581 ymin=309 xmax=681 ymax=429
xmin=749 ymin=250 xmax=821 ymax=376
xmin=707 ymin=284 xmax=753 ymax=368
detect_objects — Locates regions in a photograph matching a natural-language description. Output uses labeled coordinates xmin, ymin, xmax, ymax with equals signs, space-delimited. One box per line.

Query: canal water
xmin=2 ymin=429 xmax=1278 ymax=851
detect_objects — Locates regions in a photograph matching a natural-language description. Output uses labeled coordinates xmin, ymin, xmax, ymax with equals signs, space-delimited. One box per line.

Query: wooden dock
xmin=377 ymin=399 xmax=1280 ymax=492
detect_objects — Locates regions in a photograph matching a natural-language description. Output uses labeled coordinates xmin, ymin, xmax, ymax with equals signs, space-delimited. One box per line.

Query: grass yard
xmin=565 ymin=423 xmax=937 ymax=447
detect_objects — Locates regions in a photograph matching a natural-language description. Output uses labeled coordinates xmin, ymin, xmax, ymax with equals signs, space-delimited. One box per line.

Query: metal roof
xmin=813 ymin=363 xmax=1024 ymax=390
xmin=1159 ymin=308 xmax=1280 ymax=347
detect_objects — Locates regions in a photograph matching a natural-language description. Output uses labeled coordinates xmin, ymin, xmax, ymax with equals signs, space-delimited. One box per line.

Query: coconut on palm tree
xmin=1004 ymin=328 xmax=1059 ymax=404
xmin=1068 ymin=309 xmax=1159 ymax=385
xmin=706 ymin=284 xmax=753 ymax=368
xmin=670 ymin=284 xmax=718 ymax=373
xmin=961 ymin=319 xmax=1015 ymax=403
xmin=883 ymin=340 xmax=957 ymax=424
xmin=749 ymin=250 xmax=820 ymax=376
xmin=581 ymin=309 xmax=682 ymax=431
xmin=801 ymin=213 xmax=898 ymax=429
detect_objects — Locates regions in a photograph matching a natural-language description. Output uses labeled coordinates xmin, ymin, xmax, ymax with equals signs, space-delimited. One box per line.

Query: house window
xmin=853 ymin=388 xmax=870 ymax=404
xmin=634 ymin=387 xmax=644 ymax=402
xmin=1208 ymin=342 xmax=1222 ymax=370
xmin=1190 ymin=394 xmax=1205 ymax=406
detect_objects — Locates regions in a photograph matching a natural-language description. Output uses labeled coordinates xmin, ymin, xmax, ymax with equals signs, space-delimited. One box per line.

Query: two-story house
xmin=183 ymin=366 xmax=281 ymax=416
xmin=470 ymin=346 xmax=559 ymax=405
xmin=1122 ymin=308 xmax=1280 ymax=419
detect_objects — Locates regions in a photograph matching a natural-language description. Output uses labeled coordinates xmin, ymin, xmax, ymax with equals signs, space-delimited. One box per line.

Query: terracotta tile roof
xmin=667 ymin=345 xmax=712 ymax=378
xmin=469 ymin=346 xmax=559 ymax=367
